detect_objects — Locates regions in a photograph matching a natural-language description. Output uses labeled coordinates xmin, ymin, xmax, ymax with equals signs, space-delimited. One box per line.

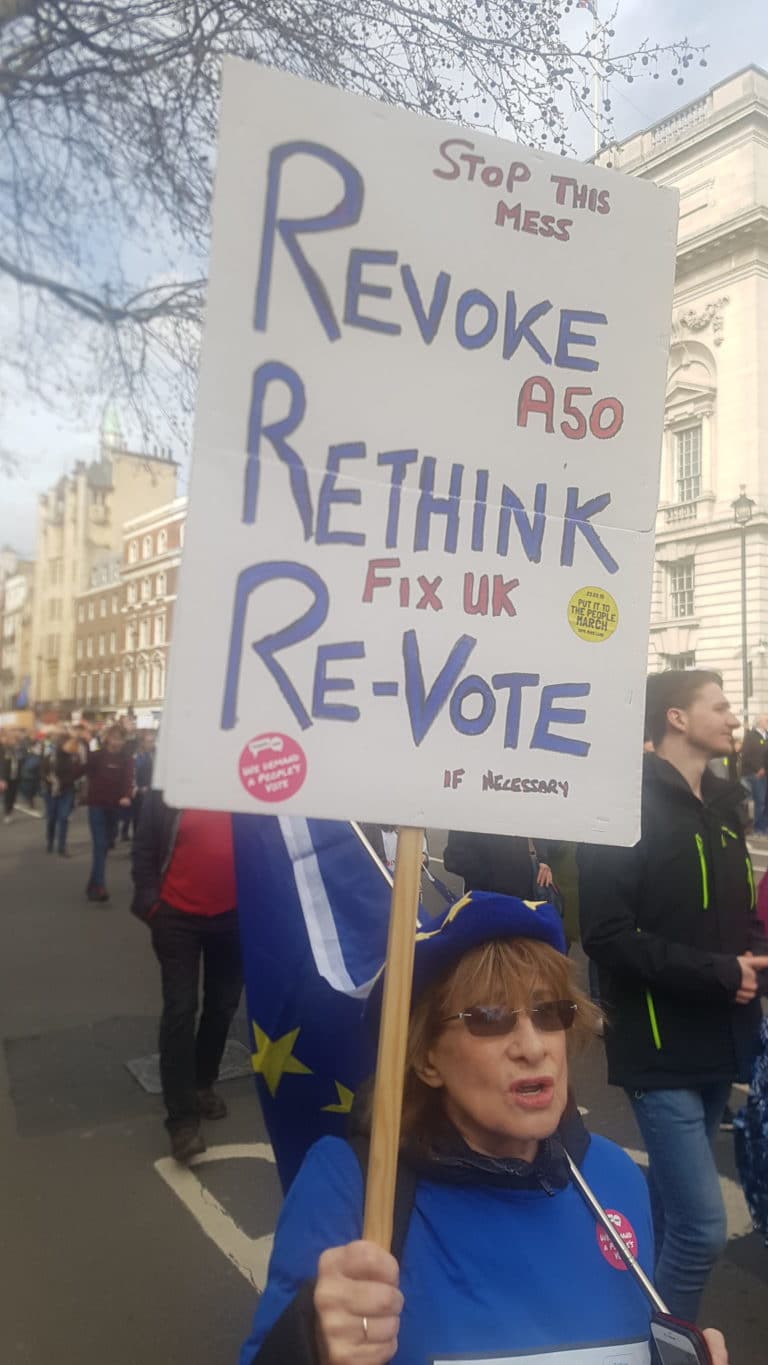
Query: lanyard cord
xmin=564 ymin=1152 xmax=668 ymax=1315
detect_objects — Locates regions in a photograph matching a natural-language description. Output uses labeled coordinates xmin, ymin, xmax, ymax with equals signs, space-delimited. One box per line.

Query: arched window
xmin=150 ymin=652 xmax=165 ymax=699
xmin=138 ymin=617 xmax=150 ymax=648
xmin=125 ymin=623 xmax=136 ymax=651
xmin=128 ymin=540 xmax=138 ymax=564
xmin=141 ymin=576 xmax=151 ymax=601
xmin=156 ymin=571 xmax=166 ymax=598
xmin=127 ymin=582 xmax=137 ymax=606
xmin=136 ymin=655 xmax=149 ymax=702
xmin=123 ymin=661 xmax=133 ymax=703
xmin=157 ymin=528 xmax=168 ymax=554
xmin=142 ymin=534 xmax=153 ymax=560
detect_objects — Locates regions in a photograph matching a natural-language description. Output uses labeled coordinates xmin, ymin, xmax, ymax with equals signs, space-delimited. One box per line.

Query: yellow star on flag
xmin=322 ymin=1081 xmax=355 ymax=1115
xmin=250 ymin=1022 xmax=312 ymax=1098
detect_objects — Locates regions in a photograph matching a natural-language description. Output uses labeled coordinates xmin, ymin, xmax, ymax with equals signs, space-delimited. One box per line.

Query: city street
xmin=2 ymin=807 xmax=768 ymax=1365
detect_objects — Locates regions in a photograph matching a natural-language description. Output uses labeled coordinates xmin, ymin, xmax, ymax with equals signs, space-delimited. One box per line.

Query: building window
xmin=156 ymin=571 xmax=166 ymax=598
xmin=669 ymin=559 xmax=695 ymax=619
xmin=127 ymin=582 xmax=137 ymax=606
xmin=99 ymin=672 xmax=108 ymax=703
xmin=98 ymin=634 xmax=105 ymax=657
xmin=157 ymin=528 xmax=168 ymax=553
xmin=136 ymin=656 xmax=149 ymax=701
xmin=88 ymin=600 xmax=95 ymax=621
xmin=128 ymin=539 xmax=138 ymax=564
xmin=661 ymin=651 xmax=697 ymax=671
xmin=79 ymin=674 xmax=87 ymax=701
xmin=142 ymin=534 xmax=153 ymax=560
xmin=125 ymin=623 xmax=137 ymax=651
xmin=77 ymin=604 xmax=85 ymax=624
xmin=76 ymin=639 xmax=83 ymax=662
xmin=139 ymin=617 xmax=150 ymax=648
xmin=141 ymin=576 xmax=151 ymax=601
xmin=100 ymin=598 xmax=107 ymax=618
xmin=90 ymin=671 xmax=98 ymax=703
xmin=86 ymin=636 xmax=94 ymax=658
xmin=109 ymin=631 xmax=116 ymax=653
xmin=154 ymin=614 xmax=165 ymax=645
xmin=109 ymin=671 xmax=117 ymax=706
xmin=123 ymin=664 xmax=133 ymax=703
xmin=675 ymin=426 xmax=702 ymax=504
xmin=111 ymin=594 xmax=118 ymax=614
xmin=151 ymin=654 xmax=165 ymax=699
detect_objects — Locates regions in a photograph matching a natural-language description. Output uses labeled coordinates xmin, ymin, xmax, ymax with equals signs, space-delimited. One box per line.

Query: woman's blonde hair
xmin=396 ymin=937 xmax=602 ymax=1150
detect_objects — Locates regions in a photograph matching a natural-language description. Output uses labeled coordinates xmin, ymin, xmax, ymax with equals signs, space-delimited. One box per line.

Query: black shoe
xmin=720 ymin=1105 xmax=735 ymax=1132
xmin=46 ymin=845 xmax=53 ymax=854
xmin=170 ymin=1123 xmax=206 ymax=1163
xmin=86 ymin=886 xmax=110 ymax=903
xmin=121 ymin=832 xmax=131 ymax=843
xmin=197 ymin=1088 xmax=228 ymax=1120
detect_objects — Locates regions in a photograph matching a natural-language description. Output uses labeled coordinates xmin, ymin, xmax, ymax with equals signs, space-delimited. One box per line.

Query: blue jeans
xmin=87 ymin=806 xmax=119 ymax=889
xmin=44 ymin=790 xmax=74 ymax=853
xmin=745 ymin=773 xmax=768 ymax=832
xmin=629 ymin=1083 xmax=730 ymax=1322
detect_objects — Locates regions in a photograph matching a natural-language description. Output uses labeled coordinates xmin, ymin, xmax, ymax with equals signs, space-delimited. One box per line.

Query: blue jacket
xmin=240 ymin=1133 xmax=654 ymax=1364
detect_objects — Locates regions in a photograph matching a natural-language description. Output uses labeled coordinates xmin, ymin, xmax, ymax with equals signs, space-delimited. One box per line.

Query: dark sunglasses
xmin=441 ymin=1000 xmax=578 ymax=1037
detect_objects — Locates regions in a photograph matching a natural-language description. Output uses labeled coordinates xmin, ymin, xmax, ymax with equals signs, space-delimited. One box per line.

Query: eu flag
xmin=232 ymin=814 xmax=394 ymax=1190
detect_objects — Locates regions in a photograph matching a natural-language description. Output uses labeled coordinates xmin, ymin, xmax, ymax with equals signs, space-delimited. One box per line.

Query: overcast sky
xmin=2 ymin=0 xmax=767 ymax=558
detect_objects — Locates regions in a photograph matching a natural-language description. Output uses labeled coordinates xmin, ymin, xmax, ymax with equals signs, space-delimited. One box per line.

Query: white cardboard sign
xmin=159 ymin=59 xmax=678 ymax=844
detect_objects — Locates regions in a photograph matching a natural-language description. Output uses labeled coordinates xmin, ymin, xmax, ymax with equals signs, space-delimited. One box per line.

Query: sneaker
xmin=87 ymin=886 xmax=110 ymax=903
xmin=170 ymin=1123 xmax=206 ymax=1163
xmin=197 ymin=1088 xmax=228 ymax=1120
xmin=720 ymin=1105 xmax=735 ymax=1132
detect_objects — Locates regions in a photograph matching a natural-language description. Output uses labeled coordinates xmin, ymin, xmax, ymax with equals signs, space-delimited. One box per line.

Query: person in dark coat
xmin=85 ymin=725 xmax=134 ymax=901
xmin=578 ymin=669 xmax=768 ymax=1322
xmin=42 ymin=735 xmax=83 ymax=856
xmin=131 ymin=790 xmax=243 ymax=1163
xmin=1 ymin=731 xmax=25 ymax=823
xmin=443 ymin=831 xmax=552 ymax=898
xmin=741 ymin=716 xmax=768 ymax=835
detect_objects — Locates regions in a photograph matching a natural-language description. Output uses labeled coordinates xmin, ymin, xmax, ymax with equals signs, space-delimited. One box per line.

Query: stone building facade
xmin=29 ymin=421 xmax=177 ymax=709
xmin=598 ymin=66 xmax=768 ymax=723
xmin=121 ymin=497 xmax=186 ymax=721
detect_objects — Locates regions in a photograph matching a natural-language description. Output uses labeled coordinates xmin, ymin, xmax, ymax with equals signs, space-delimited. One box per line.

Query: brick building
xmin=121 ymin=497 xmax=186 ymax=720
xmin=72 ymin=557 xmax=123 ymax=712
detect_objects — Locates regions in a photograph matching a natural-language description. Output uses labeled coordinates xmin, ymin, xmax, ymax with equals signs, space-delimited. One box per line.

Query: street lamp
xmin=732 ymin=485 xmax=756 ymax=730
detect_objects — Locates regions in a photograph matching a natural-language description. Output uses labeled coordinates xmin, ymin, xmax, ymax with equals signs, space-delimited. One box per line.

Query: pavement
xmin=1 ymin=806 xmax=767 ymax=1364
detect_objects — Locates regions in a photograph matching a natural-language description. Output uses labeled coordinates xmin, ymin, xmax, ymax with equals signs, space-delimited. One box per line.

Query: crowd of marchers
xmin=4 ymin=671 xmax=768 ymax=1365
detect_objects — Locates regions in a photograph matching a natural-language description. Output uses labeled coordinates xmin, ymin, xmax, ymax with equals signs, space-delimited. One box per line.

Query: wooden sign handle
xmin=362 ymin=825 xmax=424 ymax=1249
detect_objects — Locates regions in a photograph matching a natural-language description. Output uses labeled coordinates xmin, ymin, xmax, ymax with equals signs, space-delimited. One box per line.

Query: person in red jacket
xmin=131 ymin=791 xmax=243 ymax=1162
xmin=85 ymin=725 xmax=134 ymax=902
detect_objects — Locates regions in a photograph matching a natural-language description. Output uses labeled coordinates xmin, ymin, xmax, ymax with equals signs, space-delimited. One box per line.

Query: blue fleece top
xmin=239 ymin=1134 xmax=654 ymax=1364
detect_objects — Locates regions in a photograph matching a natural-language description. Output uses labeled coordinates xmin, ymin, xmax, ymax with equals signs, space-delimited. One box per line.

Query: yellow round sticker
xmin=567 ymin=587 xmax=619 ymax=643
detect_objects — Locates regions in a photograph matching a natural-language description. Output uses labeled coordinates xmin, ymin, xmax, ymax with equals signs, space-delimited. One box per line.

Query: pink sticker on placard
xmin=596 ymin=1210 xmax=638 ymax=1270
xmin=238 ymin=733 xmax=307 ymax=803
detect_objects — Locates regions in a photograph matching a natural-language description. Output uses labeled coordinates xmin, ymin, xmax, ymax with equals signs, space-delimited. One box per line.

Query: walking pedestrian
xmin=741 ymin=715 xmax=768 ymax=836
xmin=443 ymin=830 xmax=553 ymax=897
xmin=85 ymin=725 xmax=133 ymax=902
xmin=578 ymin=669 xmax=768 ymax=1322
xmin=42 ymin=734 xmax=83 ymax=857
xmin=20 ymin=738 xmax=43 ymax=810
xmin=1 ymin=730 xmax=25 ymax=823
xmin=131 ymin=792 xmax=243 ymax=1162
xmin=130 ymin=732 xmax=155 ymax=838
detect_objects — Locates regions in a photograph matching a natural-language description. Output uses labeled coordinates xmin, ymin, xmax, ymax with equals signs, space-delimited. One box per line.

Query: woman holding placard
xmin=240 ymin=893 xmax=727 ymax=1365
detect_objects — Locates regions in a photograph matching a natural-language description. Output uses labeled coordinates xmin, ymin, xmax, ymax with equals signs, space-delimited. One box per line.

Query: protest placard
xmin=159 ymin=57 xmax=678 ymax=845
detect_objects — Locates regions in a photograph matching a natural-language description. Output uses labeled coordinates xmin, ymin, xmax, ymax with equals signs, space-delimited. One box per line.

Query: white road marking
xmin=10 ymin=805 xmax=42 ymax=819
xmin=154 ymin=1139 xmax=755 ymax=1292
xmin=154 ymin=1142 xmax=276 ymax=1290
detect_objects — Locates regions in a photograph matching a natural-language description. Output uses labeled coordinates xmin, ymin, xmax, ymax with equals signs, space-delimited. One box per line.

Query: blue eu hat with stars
xmin=366 ymin=890 xmax=566 ymax=1032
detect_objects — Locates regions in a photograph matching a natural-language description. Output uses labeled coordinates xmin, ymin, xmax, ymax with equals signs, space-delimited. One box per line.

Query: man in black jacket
xmin=740 ymin=715 xmax=768 ymax=835
xmin=579 ymin=670 xmax=768 ymax=1323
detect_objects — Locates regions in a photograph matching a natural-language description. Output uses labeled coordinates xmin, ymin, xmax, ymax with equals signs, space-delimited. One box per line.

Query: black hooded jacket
xmin=578 ymin=753 xmax=767 ymax=1090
